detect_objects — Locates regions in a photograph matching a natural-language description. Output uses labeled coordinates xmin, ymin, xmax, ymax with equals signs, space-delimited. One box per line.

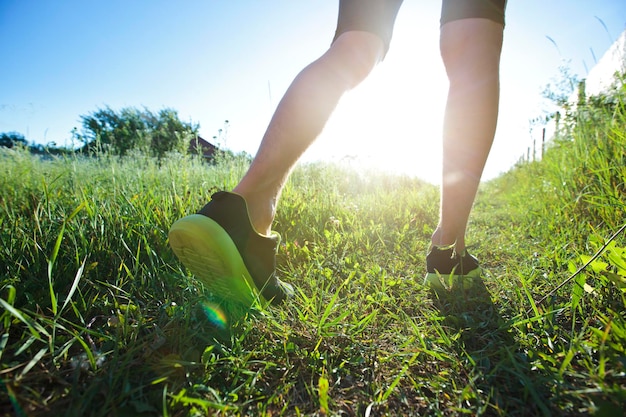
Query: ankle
xmin=430 ymin=228 xmax=466 ymax=254
xmin=430 ymin=227 xmax=455 ymax=249
xmin=232 ymin=188 xmax=275 ymax=236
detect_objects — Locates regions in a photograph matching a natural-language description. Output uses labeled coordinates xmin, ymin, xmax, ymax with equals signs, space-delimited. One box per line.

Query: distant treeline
xmin=1 ymin=106 xmax=219 ymax=159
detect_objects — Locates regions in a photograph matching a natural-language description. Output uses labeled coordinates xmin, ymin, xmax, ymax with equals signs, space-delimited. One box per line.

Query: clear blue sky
xmin=1 ymin=1 xmax=625 ymax=182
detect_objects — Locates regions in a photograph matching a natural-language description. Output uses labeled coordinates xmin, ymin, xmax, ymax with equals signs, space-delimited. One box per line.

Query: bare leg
xmin=430 ymin=18 xmax=503 ymax=253
xmin=233 ymin=31 xmax=384 ymax=235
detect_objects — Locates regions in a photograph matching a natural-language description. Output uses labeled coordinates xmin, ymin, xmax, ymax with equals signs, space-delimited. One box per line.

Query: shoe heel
xmin=169 ymin=214 xmax=264 ymax=307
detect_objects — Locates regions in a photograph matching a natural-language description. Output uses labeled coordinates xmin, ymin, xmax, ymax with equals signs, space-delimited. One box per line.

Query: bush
xmin=79 ymin=106 xmax=199 ymax=158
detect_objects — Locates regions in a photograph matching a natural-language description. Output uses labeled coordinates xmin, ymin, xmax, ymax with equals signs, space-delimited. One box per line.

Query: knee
xmin=440 ymin=19 xmax=503 ymax=83
xmin=325 ymin=31 xmax=384 ymax=89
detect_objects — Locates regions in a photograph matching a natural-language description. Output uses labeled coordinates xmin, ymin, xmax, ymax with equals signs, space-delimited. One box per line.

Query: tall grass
xmin=1 ymin=75 xmax=625 ymax=416
xmin=485 ymin=74 xmax=626 ymax=415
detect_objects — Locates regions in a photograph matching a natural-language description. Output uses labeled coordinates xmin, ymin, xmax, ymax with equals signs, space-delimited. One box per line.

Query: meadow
xmin=1 ymin=81 xmax=625 ymax=416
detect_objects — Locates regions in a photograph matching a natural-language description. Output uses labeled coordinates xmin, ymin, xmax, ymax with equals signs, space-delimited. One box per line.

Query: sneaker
xmin=168 ymin=191 xmax=294 ymax=306
xmin=424 ymin=246 xmax=482 ymax=289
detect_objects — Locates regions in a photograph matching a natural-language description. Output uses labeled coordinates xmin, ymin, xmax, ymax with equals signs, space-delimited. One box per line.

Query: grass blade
xmin=1 ymin=285 xmax=16 ymax=329
xmin=47 ymin=222 xmax=65 ymax=316
xmin=0 ymin=298 xmax=49 ymax=339
xmin=18 ymin=347 xmax=48 ymax=380
xmin=47 ymin=201 xmax=87 ymax=317
xmin=59 ymin=257 xmax=87 ymax=317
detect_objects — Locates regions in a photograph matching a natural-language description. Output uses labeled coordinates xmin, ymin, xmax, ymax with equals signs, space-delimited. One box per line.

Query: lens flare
xmin=200 ymin=300 xmax=228 ymax=330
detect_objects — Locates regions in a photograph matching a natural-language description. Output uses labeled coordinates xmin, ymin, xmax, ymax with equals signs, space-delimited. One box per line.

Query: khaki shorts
xmin=333 ymin=0 xmax=506 ymax=56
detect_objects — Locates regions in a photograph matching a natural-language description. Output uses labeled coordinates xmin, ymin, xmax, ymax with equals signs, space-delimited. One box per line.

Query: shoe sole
xmin=168 ymin=214 xmax=264 ymax=307
xmin=424 ymin=267 xmax=483 ymax=290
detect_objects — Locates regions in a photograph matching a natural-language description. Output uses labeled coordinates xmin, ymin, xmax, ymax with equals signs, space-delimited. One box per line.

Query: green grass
xmin=2 ymin=83 xmax=626 ymax=415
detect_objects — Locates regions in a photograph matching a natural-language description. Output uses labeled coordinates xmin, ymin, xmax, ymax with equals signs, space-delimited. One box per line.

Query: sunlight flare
xmin=200 ymin=300 xmax=228 ymax=330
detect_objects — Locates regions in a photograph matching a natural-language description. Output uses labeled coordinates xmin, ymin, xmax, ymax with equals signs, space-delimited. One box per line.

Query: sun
xmin=306 ymin=54 xmax=447 ymax=184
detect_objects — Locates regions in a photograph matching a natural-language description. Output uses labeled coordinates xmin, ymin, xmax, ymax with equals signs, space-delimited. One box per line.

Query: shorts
xmin=332 ymin=0 xmax=507 ymax=56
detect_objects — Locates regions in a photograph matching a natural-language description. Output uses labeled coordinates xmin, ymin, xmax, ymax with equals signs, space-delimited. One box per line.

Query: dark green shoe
xmin=169 ymin=191 xmax=294 ymax=306
xmin=424 ymin=246 xmax=482 ymax=290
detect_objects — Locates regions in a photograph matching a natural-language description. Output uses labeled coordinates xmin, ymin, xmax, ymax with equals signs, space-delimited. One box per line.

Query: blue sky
xmin=1 ymin=1 xmax=625 ymax=183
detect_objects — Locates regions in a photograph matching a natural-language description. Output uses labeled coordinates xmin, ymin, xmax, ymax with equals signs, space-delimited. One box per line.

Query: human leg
xmin=431 ymin=17 xmax=504 ymax=253
xmin=426 ymin=1 xmax=505 ymax=283
xmin=170 ymin=36 xmax=382 ymax=305
xmin=170 ymin=1 xmax=403 ymax=304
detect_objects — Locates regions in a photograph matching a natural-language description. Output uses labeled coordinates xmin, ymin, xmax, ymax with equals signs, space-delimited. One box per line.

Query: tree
xmin=541 ymin=63 xmax=580 ymax=109
xmin=0 ymin=132 xmax=27 ymax=148
xmin=147 ymin=108 xmax=197 ymax=158
xmin=80 ymin=106 xmax=199 ymax=157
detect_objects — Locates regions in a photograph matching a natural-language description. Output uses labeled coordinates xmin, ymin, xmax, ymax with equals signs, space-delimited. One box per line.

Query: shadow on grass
xmin=431 ymin=278 xmax=553 ymax=417
xmin=55 ymin=287 xmax=254 ymax=417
